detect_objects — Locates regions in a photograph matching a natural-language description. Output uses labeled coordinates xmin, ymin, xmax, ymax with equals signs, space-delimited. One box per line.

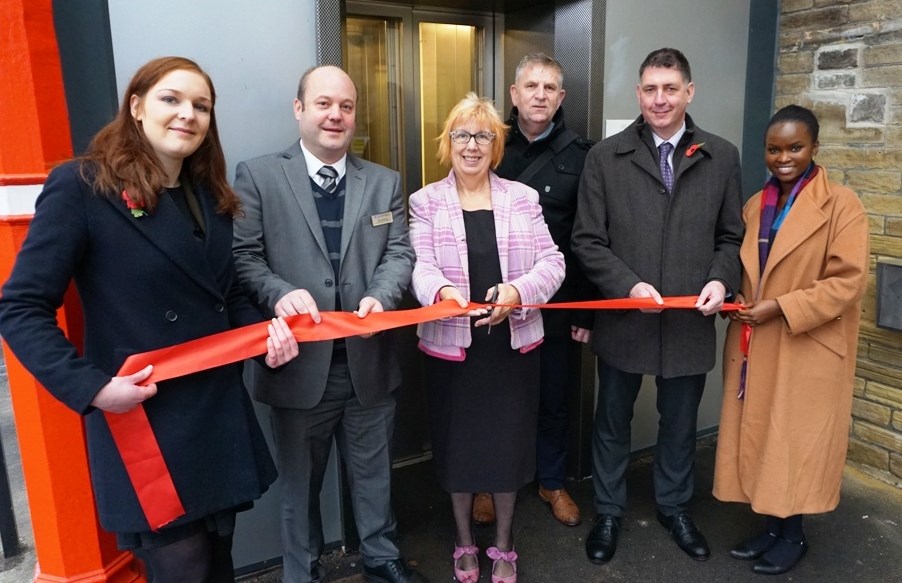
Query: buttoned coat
xmin=713 ymin=167 xmax=868 ymax=516
xmin=572 ymin=115 xmax=744 ymax=377
xmin=409 ymin=171 xmax=565 ymax=356
xmin=0 ymin=162 xmax=277 ymax=532
xmin=232 ymin=142 xmax=414 ymax=409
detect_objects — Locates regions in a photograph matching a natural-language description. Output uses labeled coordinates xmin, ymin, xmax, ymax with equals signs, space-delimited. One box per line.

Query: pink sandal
xmin=453 ymin=544 xmax=480 ymax=583
xmin=486 ymin=546 xmax=518 ymax=583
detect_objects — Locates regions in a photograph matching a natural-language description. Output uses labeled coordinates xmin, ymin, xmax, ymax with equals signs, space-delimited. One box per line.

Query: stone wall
xmin=776 ymin=0 xmax=902 ymax=487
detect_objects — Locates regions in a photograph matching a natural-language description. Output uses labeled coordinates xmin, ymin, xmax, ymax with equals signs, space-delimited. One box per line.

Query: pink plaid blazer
xmin=409 ymin=171 xmax=565 ymax=360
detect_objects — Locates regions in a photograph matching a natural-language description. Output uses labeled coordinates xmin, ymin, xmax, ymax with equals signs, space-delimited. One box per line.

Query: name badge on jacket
xmin=371 ymin=212 xmax=393 ymax=227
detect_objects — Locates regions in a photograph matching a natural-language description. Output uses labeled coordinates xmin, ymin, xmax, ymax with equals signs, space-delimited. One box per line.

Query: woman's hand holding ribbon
xmin=475 ymin=283 xmax=520 ymax=329
xmin=264 ymin=317 xmax=299 ymax=367
xmin=733 ymin=299 xmax=782 ymax=327
xmin=439 ymin=285 xmax=489 ymax=318
xmin=91 ymin=365 xmax=158 ymax=414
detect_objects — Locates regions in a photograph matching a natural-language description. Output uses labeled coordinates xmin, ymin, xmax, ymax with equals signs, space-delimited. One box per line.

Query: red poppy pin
xmin=121 ymin=190 xmax=147 ymax=218
xmin=685 ymin=142 xmax=705 ymax=157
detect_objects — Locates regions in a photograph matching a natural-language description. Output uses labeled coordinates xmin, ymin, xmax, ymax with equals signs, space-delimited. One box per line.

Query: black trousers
xmin=536 ymin=335 xmax=579 ymax=490
xmin=591 ymin=360 xmax=706 ymax=517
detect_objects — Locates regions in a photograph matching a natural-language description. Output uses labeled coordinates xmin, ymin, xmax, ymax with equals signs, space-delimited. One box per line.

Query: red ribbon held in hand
xmin=107 ymin=295 xmax=741 ymax=530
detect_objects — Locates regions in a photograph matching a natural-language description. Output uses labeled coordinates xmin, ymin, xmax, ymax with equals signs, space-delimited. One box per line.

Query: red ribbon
xmin=107 ymin=295 xmax=742 ymax=529
xmin=740 ymin=322 xmax=752 ymax=355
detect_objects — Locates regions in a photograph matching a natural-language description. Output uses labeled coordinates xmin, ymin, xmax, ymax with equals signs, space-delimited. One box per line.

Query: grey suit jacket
xmin=233 ymin=141 xmax=414 ymax=408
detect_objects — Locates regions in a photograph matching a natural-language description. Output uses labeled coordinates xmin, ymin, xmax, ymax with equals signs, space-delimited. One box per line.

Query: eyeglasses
xmin=450 ymin=130 xmax=495 ymax=145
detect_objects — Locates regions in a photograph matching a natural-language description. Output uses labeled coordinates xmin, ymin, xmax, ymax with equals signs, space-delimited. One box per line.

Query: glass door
xmin=416 ymin=21 xmax=484 ymax=185
xmin=345 ymin=15 xmax=403 ymax=171
xmin=346 ymin=2 xmax=496 ymax=194
xmin=345 ymin=2 xmax=499 ymax=465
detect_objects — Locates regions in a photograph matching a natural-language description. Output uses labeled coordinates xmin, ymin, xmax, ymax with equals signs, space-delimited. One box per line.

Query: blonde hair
xmin=437 ymin=92 xmax=509 ymax=169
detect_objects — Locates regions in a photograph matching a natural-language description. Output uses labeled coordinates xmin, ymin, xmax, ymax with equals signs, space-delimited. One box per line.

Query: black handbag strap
xmin=515 ymin=129 xmax=580 ymax=184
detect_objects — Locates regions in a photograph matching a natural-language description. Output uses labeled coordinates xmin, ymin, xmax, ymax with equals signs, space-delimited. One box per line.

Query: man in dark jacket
xmin=484 ymin=53 xmax=594 ymax=528
xmin=572 ymin=48 xmax=743 ymax=565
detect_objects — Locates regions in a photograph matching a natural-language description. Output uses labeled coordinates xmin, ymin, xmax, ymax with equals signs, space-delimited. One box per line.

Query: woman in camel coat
xmin=713 ymin=105 xmax=869 ymax=576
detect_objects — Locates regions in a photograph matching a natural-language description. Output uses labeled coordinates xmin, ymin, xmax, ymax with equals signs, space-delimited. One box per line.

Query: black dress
xmin=425 ymin=210 xmax=540 ymax=493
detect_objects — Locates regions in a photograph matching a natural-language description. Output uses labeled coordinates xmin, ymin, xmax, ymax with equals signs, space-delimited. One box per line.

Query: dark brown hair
xmin=639 ymin=48 xmax=692 ymax=83
xmin=80 ymin=56 xmax=240 ymax=216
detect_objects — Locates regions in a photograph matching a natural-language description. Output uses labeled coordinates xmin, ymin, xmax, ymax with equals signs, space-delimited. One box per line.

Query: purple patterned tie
xmin=659 ymin=142 xmax=674 ymax=193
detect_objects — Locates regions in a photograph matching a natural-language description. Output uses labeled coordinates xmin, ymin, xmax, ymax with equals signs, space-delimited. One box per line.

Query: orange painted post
xmin=0 ymin=1 xmax=144 ymax=581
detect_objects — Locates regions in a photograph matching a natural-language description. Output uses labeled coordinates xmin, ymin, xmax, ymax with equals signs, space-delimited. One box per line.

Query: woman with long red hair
xmin=0 ymin=56 xmax=298 ymax=581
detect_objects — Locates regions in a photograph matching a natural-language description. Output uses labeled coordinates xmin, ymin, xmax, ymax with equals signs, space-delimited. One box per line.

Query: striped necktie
xmin=317 ymin=165 xmax=338 ymax=193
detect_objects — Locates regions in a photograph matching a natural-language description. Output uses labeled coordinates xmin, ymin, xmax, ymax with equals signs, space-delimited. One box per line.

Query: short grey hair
xmin=514 ymin=53 xmax=564 ymax=88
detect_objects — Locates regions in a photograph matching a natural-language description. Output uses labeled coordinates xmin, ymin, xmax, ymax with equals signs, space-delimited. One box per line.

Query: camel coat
xmin=713 ymin=166 xmax=868 ymax=517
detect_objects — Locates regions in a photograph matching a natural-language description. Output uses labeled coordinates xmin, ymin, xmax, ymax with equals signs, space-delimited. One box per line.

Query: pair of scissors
xmin=486 ymin=285 xmax=499 ymax=335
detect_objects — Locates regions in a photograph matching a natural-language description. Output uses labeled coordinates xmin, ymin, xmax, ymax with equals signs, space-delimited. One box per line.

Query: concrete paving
xmin=0 ymin=358 xmax=34 ymax=583
xmin=382 ymin=438 xmax=902 ymax=583
xmin=2 ymin=356 xmax=900 ymax=582
xmin=239 ymin=435 xmax=902 ymax=582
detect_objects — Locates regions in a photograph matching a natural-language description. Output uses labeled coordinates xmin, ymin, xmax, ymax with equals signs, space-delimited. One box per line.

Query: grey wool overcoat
xmin=572 ymin=115 xmax=744 ymax=377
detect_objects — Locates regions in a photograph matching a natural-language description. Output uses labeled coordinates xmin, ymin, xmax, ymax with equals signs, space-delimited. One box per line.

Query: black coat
xmin=0 ymin=162 xmax=276 ymax=532
xmin=572 ymin=115 xmax=743 ymax=377
xmin=496 ymin=107 xmax=595 ymax=336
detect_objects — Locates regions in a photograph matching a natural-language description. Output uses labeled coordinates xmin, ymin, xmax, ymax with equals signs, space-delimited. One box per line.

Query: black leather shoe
xmin=585 ymin=514 xmax=621 ymax=564
xmin=311 ymin=560 xmax=326 ymax=583
xmin=656 ymin=511 xmax=710 ymax=561
xmin=752 ymin=537 xmax=808 ymax=575
xmin=730 ymin=530 xmax=779 ymax=560
xmin=363 ymin=559 xmax=429 ymax=583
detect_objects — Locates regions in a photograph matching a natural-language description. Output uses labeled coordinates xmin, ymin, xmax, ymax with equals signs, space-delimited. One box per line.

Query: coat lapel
xmin=620 ymin=125 xmax=662 ymax=186
xmin=740 ymin=195 xmax=762 ymax=297
xmin=341 ymin=155 xmax=366 ymax=260
xmin=197 ymin=183 xmax=233 ymax=286
xmin=673 ymin=123 xmax=706 ymax=186
xmin=744 ymin=169 xmax=833 ymax=295
xmin=109 ymin=187 xmax=222 ymax=298
xmin=445 ymin=173 xmax=470 ymax=281
xmin=674 ymin=143 xmax=704 ymax=183
xmin=280 ymin=147 xmax=330 ymax=260
xmin=622 ymin=115 xmax=708 ymax=192
xmin=490 ymin=173 xmax=511 ymax=281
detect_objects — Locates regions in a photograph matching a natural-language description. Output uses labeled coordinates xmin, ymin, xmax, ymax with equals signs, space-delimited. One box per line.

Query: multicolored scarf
xmin=738 ymin=163 xmax=818 ymax=399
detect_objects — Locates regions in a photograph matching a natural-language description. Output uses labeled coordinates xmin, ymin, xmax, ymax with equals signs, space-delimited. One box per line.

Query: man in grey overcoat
xmin=232 ymin=66 xmax=424 ymax=583
xmin=572 ymin=48 xmax=743 ymax=566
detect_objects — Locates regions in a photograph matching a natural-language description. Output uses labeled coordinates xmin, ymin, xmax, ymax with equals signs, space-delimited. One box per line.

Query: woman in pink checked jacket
xmin=408 ymin=92 xmax=564 ymax=583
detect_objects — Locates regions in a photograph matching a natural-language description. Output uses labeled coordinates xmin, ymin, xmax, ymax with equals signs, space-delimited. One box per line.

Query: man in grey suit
xmin=572 ymin=48 xmax=743 ymax=566
xmin=233 ymin=65 xmax=424 ymax=583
